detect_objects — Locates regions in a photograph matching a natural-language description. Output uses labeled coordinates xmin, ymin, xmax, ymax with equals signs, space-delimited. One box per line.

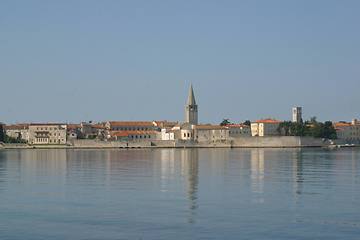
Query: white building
xmin=28 ymin=123 xmax=67 ymax=145
xmin=4 ymin=124 xmax=30 ymax=142
xmin=251 ymin=119 xmax=282 ymax=137
xmin=292 ymin=107 xmax=302 ymax=123
xmin=161 ymin=128 xmax=175 ymax=140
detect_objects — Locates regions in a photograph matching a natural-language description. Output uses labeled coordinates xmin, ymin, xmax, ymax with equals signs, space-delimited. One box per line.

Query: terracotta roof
xmin=67 ymin=124 xmax=81 ymax=130
xmin=110 ymin=130 xmax=159 ymax=137
xmin=29 ymin=123 xmax=66 ymax=126
xmin=226 ymin=124 xmax=250 ymax=128
xmin=153 ymin=121 xmax=178 ymax=128
xmin=195 ymin=125 xmax=228 ymax=130
xmin=108 ymin=121 xmax=155 ymax=127
xmin=255 ymin=119 xmax=282 ymax=124
xmin=334 ymin=122 xmax=352 ymax=127
xmin=92 ymin=124 xmax=105 ymax=129
xmin=4 ymin=124 xmax=29 ymax=130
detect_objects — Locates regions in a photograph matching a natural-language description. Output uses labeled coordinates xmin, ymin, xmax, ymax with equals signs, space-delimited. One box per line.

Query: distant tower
xmin=292 ymin=107 xmax=302 ymax=123
xmin=185 ymin=85 xmax=198 ymax=125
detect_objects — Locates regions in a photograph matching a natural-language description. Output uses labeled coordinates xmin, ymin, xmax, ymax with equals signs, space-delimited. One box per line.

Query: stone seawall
xmin=231 ymin=136 xmax=326 ymax=148
xmin=69 ymin=139 xmax=152 ymax=148
xmin=0 ymin=137 xmax=328 ymax=150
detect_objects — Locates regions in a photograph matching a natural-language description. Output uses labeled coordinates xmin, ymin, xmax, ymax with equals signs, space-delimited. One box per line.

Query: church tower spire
xmin=185 ymin=84 xmax=198 ymax=125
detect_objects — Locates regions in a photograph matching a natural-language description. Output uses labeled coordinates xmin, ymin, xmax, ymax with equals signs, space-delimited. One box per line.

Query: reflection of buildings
xmin=180 ymin=149 xmax=199 ymax=223
xmin=292 ymin=149 xmax=304 ymax=201
xmin=250 ymin=149 xmax=265 ymax=202
xmin=159 ymin=149 xmax=176 ymax=192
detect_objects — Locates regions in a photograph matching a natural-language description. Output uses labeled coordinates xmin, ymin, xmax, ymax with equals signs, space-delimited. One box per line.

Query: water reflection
xmin=250 ymin=149 xmax=265 ymax=203
xmin=292 ymin=149 xmax=304 ymax=200
xmin=180 ymin=149 xmax=199 ymax=223
xmin=0 ymin=148 xmax=360 ymax=239
xmin=159 ymin=149 xmax=176 ymax=192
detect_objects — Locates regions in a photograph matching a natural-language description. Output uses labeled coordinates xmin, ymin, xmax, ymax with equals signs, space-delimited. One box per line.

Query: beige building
xmin=110 ymin=130 xmax=160 ymax=141
xmin=171 ymin=123 xmax=229 ymax=142
xmin=226 ymin=124 xmax=251 ymax=138
xmin=194 ymin=125 xmax=229 ymax=143
xmin=4 ymin=124 xmax=30 ymax=142
xmin=334 ymin=119 xmax=360 ymax=143
xmin=105 ymin=121 xmax=158 ymax=131
xmin=251 ymin=119 xmax=282 ymax=137
xmin=105 ymin=121 xmax=160 ymax=141
xmin=80 ymin=122 xmax=106 ymax=139
xmin=171 ymin=123 xmax=194 ymax=141
xmin=28 ymin=123 xmax=67 ymax=145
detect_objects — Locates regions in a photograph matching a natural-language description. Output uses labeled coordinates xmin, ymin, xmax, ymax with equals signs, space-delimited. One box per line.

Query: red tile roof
xmin=29 ymin=123 xmax=66 ymax=126
xmin=4 ymin=124 xmax=29 ymax=130
xmin=110 ymin=130 xmax=158 ymax=137
xmin=67 ymin=124 xmax=81 ymax=130
xmin=195 ymin=125 xmax=227 ymax=130
xmin=334 ymin=122 xmax=352 ymax=127
xmin=92 ymin=124 xmax=105 ymax=129
xmin=255 ymin=119 xmax=282 ymax=124
xmin=108 ymin=121 xmax=155 ymax=127
xmin=226 ymin=124 xmax=250 ymax=128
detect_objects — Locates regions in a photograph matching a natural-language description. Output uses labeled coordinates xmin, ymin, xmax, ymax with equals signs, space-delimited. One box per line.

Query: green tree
xmin=0 ymin=124 xmax=4 ymax=142
xmin=220 ymin=119 xmax=231 ymax=126
xmin=243 ymin=120 xmax=251 ymax=126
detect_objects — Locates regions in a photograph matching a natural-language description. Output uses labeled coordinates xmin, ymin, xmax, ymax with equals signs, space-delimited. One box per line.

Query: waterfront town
xmin=0 ymin=85 xmax=359 ymax=148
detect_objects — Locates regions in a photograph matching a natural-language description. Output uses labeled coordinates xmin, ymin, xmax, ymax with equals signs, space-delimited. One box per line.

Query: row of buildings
xmin=1 ymin=86 xmax=359 ymax=145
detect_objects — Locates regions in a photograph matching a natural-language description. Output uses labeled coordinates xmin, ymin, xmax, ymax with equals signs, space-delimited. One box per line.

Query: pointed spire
xmin=187 ymin=84 xmax=196 ymax=106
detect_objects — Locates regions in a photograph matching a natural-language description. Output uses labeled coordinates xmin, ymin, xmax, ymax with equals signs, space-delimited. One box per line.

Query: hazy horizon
xmin=1 ymin=1 xmax=359 ymax=124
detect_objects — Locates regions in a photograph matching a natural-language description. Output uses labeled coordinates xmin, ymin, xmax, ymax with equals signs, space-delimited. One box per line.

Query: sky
xmin=1 ymin=0 xmax=360 ymax=124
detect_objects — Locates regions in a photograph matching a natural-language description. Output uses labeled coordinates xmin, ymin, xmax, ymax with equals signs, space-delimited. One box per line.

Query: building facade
xmin=251 ymin=119 xmax=282 ymax=137
xmin=226 ymin=124 xmax=251 ymax=138
xmin=292 ymin=107 xmax=302 ymax=123
xmin=334 ymin=119 xmax=360 ymax=143
xmin=161 ymin=128 xmax=175 ymax=140
xmin=194 ymin=125 xmax=229 ymax=143
xmin=28 ymin=123 xmax=67 ymax=145
xmin=105 ymin=121 xmax=158 ymax=132
xmin=4 ymin=124 xmax=30 ymax=142
xmin=110 ymin=130 xmax=159 ymax=141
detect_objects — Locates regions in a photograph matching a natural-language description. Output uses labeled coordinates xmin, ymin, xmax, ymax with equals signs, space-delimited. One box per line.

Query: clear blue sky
xmin=1 ymin=0 xmax=359 ymax=124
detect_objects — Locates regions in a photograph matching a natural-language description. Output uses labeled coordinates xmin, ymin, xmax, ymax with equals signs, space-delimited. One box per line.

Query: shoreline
xmin=1 ymin=144 xmax=359 ymax=150
xmin=1 ymin=137 xmax=358 ymax=150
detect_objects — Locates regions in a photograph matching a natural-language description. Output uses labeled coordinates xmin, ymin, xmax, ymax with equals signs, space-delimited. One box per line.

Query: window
xmin=184 ymin=133 xmax=186 ymax=137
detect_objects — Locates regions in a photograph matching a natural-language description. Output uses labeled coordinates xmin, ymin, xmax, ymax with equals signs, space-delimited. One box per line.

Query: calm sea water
xmin=0 ymin=148 xmax=360 ymax=240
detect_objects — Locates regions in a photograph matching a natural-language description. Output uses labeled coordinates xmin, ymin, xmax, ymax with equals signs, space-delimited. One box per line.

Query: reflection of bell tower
xmin=181 ymin=149 xmax=199 ymax=223
xmin=185 ymin=85 xmax=198 ymax=125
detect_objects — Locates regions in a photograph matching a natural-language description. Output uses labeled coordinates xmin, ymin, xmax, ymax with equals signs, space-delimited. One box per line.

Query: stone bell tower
xmin=185 ymin=85 xmax=198 ymax=125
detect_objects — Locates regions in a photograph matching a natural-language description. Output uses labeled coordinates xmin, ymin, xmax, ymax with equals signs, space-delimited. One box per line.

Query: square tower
xmin=292 ymin=107 xmax=302 ymax=123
